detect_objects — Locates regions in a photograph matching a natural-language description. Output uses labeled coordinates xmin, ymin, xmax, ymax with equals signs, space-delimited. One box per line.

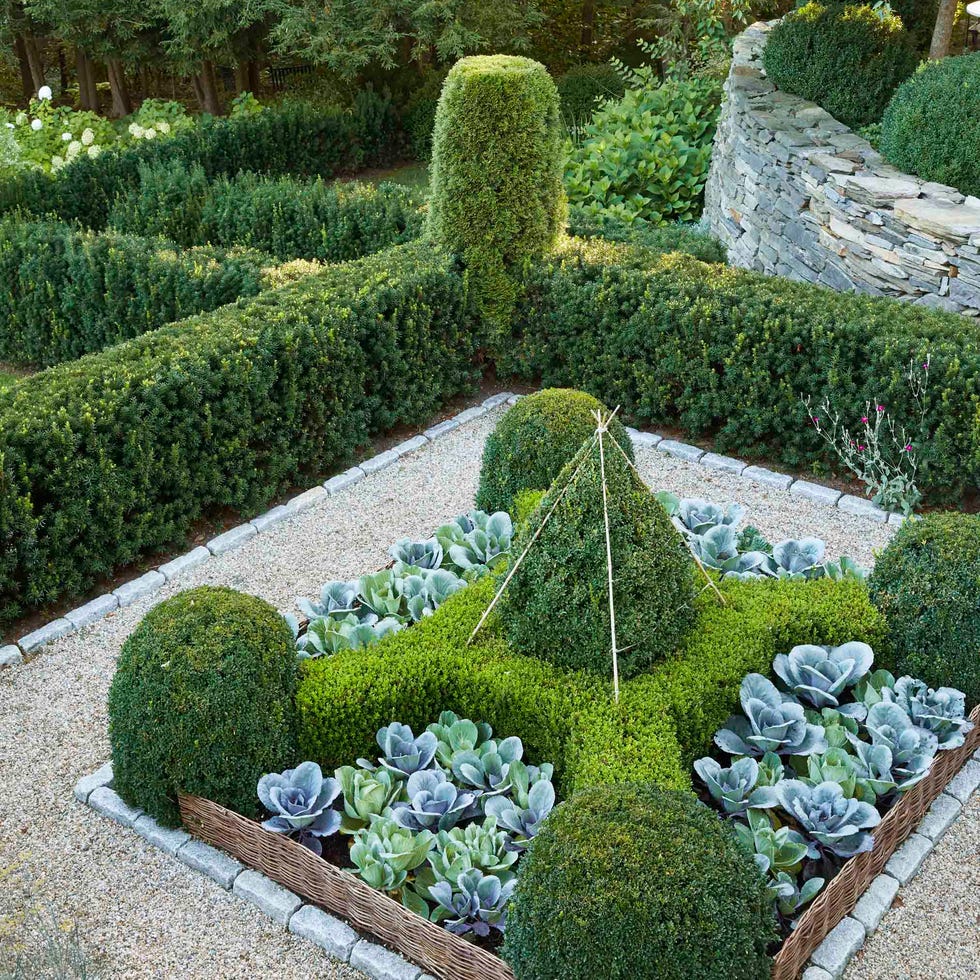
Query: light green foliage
xmin=564 ymin=73 xmax=721 ymax=225
xmin=869 ymin=512 xmax=980 ymax=707
xmin=762 ymin=3 xmax=918 ymax=128
xmin=503 ymin=783 xmax=776 ymax=980
xmin=108 ymin=586 xmax=298 ymax=828
xmin=476 ymin=388 xmax=634 ymax=516
xmin=881 ymin=53 xmax=980 ymax=197
xmin=500 ymin=433 xmax=697 ymax=679
xmin=427 ymin=55 xmax=566 ymax=318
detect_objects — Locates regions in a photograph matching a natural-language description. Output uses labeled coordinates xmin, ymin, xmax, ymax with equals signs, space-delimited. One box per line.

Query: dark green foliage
xmin=475 ymin=388 xmax=634 ymax=515
xmin=0 ymin=242 xmax=481 ymax=621
xmin=403 ymin=70 xmax=448 ymax=161
xmin=108 ymin=586 xmax=298 ymax=828
xmin=555 ymin=63 xmax=626 ymax=123
xmin=500 ymin=433 xmax=697 ymax=680
xmin=108 ymin=161 xmax=425 ymax=260
xmin=503 ymin=783 xmax=776 ymax=980
xmin=566 ymin=206 xmax=727 ymax=263
xmin=763 ymin=3 xmax=918 ymax=128
xmin=631 ymin=577 xmax=887 ymax=767
xmin=869 ymin=512 xmax=980 ymax=707
xmin=427 ymin=55 xmax=566 ymax=318
xmin=881 ymin=54 xmax=980 ymax=197
xmin=0 ymin=101 xmax=402 ymax=230
xmin=0 ymin=216 xmax=265 ymax=367
xmin=503 ymin=241 xmax=980 ymax=502
xmin=295 ymin=578 xmax=689 ymax=795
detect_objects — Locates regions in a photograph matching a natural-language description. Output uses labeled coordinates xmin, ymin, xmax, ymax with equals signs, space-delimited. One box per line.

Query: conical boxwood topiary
xmin=475 ymin=388 xmax=634 ymax=517
xmin=108 ymin=585 xmax=298 ymax=827
xmin=500 ymin=429 xmax=696 ymax=680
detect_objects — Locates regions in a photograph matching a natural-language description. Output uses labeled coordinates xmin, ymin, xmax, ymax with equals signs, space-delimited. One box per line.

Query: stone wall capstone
xmin=703 ymin=21 xmax=980 ymax=316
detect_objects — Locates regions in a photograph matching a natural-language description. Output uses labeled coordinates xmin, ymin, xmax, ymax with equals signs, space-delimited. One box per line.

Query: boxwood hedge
xmin=0 ymin=241 xmax=481 ymax=621
xmin=503 ymin=240 xmax=980 ymax=501
xmin=295 ymin=573 xmax=884 ymax=796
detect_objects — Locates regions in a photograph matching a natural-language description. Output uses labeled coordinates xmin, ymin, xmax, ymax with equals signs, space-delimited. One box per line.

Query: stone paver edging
xmin=74 ymin=752 xmax=980 ymax=980
xmin=0 ymin=395 xmax=902 ymax=672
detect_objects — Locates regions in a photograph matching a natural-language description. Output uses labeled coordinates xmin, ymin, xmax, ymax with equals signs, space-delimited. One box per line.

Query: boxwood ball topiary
xmin=108 ymin=585 xmax=298 ymax=827
xmin=427 ymin=55 xmax=566 ymax=316
xmin=881 ymin=53 xmax=980 ymax=198
xmin=762 ymin=3 xmax=917 ymax=128
xmin=500 ymin=430 xmax=696 ymax=680
xmin=868 ymin=512 xmax=980 ymax=708
xmin=503 ymin=782 xmax=776 ymax=980
xmin=476 ymin=388 xmax=634 ymax=515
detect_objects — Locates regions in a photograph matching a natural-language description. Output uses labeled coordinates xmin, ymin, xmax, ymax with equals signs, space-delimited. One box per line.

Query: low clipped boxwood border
xmin=295 ymin=574 xmax=886 ymax=794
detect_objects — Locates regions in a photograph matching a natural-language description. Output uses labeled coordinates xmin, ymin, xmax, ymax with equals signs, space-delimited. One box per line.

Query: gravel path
xmin=0 ymin=402 xmax=967 ymax=978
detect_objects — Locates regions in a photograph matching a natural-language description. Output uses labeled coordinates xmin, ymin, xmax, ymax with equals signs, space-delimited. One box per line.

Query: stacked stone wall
xmin=704 ymin=21 xmax=980 ymax=316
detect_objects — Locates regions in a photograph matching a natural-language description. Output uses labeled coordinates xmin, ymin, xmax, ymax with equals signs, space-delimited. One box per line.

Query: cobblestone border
xmin=0 ymin=396 xmax=901 ymax=671
xmin=74 ymin=751 xmax=979 ymax=980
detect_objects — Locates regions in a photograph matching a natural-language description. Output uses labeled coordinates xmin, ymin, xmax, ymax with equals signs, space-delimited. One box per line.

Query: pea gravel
xmin=0 ymin=403 xmax=970 ymax=978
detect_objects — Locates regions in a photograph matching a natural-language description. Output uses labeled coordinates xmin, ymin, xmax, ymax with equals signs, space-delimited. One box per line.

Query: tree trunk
xmin=13 ymin=36 xmax=34 ymax=102
xmin=929 ymin=0 xmax=958 ymax=58
xmin=247 ymin=60 xmax=261 ymax=95
xmin=107 ymin=58 xmax=132 ymax=116
xmin=24 ymin=35 xmax=44 ymax=93
xmin=58 ymin=46 xmax=69 ymax=94
xmin=75 ymin=49 xmax=99 ymax=111
xmin=580 ymin=0 xmax=596 ymax=56
xmin=194 ymin=60 xmax=223 ymax=114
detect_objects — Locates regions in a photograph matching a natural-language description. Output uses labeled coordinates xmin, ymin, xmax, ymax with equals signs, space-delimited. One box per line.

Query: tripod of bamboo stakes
xmin=467 ymin=408 xmax=725 ymax=703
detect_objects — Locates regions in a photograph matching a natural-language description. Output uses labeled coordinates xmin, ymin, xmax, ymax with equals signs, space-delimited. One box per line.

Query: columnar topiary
xmin=763 ymin=3 xmax=918 ymax=128
xmin=880 ymin=53 xmax=980 ymax=197
xmin=427 ymin=54 xmax=566 ymax=316
xmin=500 ymin=430 xmax=696 ymax=680
xmin=108 ymin=586 xmax=298 ymax=827
xmin=475 ymin=388 xmax=634 ymax=516
xmin=503 ymin=783 xmax=776 ymax=980
xmin=868 ymin=512 xmax=980 ymax=707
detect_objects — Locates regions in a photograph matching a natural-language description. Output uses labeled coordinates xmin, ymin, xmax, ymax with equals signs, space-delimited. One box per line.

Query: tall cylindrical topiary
xmin=108 ymin=585 xmax=298 ymax=827
xmin=427 ymin=55 xmax=566 ymax=318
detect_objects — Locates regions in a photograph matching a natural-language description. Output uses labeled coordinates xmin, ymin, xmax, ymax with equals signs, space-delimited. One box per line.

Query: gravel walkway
xmin=0 ymin=403 xmax=969 ymax=979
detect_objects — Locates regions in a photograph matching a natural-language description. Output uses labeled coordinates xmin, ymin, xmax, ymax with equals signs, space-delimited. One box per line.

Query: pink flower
xmin=876 ymin=405 xmax=885 ymax=413
xmin=922 ymin=362 xmax=929 ymax=371
xmin=857 ymin=445 xmax=865 ymax=452
xmin=811 ymin=416 xmax=819 ymax=424
xmin=861 ymin=416 xmax=868 ymax=424
xmin=904 ymin=443 xmax=913 ymax=452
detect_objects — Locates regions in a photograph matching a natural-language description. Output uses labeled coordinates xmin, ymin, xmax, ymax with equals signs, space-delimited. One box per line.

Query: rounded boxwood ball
xmin=476 ymin=388 xmax=634 ymax=516
xmin=503 ymin=783 xmax=775 ymax=980
xmin=881 ymin=53 xmax=980 ymax=198
xmin=869 ymin=512 xmax=980 ymax=707
xmin=108 ymin=585 xmax=298 ymax=827
xmin=762 ymin=3 xmax=917 ymax=128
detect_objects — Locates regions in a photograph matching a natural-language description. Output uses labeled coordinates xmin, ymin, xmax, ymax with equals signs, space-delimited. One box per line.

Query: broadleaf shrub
xmin=108 ymin=161 xmax=425 ymax=260
xmin=0 ymin=100 xmax=401 ymax=229
xmin=564 ymin=75 xmax=721 ymax=225
xmin=503 ymin=782 xmax=776 ymax=980
xmin=0 ymin=242 xmax=481 ymax=621
xmin=869 ymin=512 xmax=980 ymax=707
xmin=500 ymin=434 xmax=697 ymax=680
xmin=475 ymin=387 xmax=634 ymax=515
xmin=762 ymin=3 xmax=918 ymax=128
xmin=880 ymin=53 xmax=980 ymax=197
xmin=501 ymin=240 xmax=980 ymax=502
xmin=108 ymin=586 xmax=298 ymax=828
xmin=0 ymin=216 xmax=266 ymax=366
xmin=428 ymin=55 xmax=566 ymax=318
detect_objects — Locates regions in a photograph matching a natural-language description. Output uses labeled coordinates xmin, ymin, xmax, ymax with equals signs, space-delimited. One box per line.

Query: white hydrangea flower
xmin=81 ymin=128 xmax=95 ymax=146
xmin=4 ymin=122 xmax=13 ymax=130
xmin=37 ymin=85 xmax=52 ymax=101
xmin=51 ymin=154 xmax=65 ymax=170
xmin=62 ymin=132 xmax=72 ymax=141
xmin=30 ymin=118 xmax=43 ymax=131
xmin=144 ymin=127 xmax=156 ymax=139
xmin=66 ymin=140 xmax=82 ymax=158
xmin=15 ymin=112 xmax=27 ymax=126
xmin=87 ymin=144 xmax=101 ymax=159
xmin=128 ymin=122 xmax=143 ymax=138
xmin=157 ymin=121 xmax=171 ymax=135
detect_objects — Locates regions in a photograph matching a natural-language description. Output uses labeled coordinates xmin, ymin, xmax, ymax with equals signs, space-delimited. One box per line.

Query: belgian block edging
xmin=0 ymin=391 xmax=902 ymax=675
xmin=75 ymin=747 xmax=977 ymax=980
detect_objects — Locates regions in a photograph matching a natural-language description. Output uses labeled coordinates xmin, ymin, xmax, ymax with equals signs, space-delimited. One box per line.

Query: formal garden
xmin=1 ymin=2 xmax=979 ymax=979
